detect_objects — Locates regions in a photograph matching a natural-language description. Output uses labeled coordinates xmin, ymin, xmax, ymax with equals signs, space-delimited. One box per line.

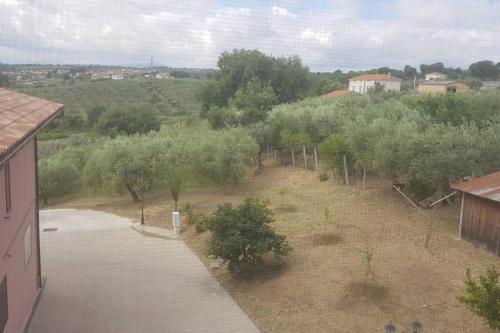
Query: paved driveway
xmin=28 ymin=209 xmax=259 ymax=333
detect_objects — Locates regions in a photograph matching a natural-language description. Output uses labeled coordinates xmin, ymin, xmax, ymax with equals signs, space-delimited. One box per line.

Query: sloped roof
xmin=324 ymin=89 xmax=351 ymax=97
xmin=450 ymin=171 xmax=500 ymax=203
xmin=419 ymin=80 xmax=456 ymax=86
xmin=349 ymin=74 xmax=401 ymax=82
xmin=0 ymin=88 xmax=63 ymax=164
xmin=428 ymin=72 xmax=446 ymax=75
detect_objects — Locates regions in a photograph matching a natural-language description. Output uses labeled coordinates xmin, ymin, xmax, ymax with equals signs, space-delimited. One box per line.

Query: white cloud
xmin=0 ymin=0 xmax=499 ymax=70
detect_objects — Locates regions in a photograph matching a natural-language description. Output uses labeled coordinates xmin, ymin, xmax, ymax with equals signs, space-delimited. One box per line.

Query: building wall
xmin=0 ymin=139 xmax=40 ymax=333
xmin=425 ymin=73 xmax=447 ymax=80
xmin=461 ymin=193 xmax=500 ymax=256
xmin=454 ymin=82 xmax=470 ymax=92
xmin=417 ymin=84 xmax=448 ymax=94
xmin=348 ymin=80 xmax=401 ymax=94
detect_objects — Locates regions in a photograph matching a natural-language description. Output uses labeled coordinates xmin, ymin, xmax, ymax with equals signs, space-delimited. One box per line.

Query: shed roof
xmin=0 ymin=88 xmax=63 ymax=164
xmin=349 ymin=74 xmax=401 ymax=82
xmin=324 ymin=89 xmax=351 ymax=97
xmin=450 ymin=171 xmax=500 ymax=203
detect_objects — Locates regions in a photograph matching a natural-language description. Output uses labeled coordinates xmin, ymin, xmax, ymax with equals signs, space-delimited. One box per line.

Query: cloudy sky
xmin=1 ymin=0 xmax=500 ymax=71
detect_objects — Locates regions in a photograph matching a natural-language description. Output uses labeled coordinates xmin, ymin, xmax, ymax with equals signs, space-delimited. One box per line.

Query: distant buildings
xmin=480 ymin=81 xmax=500 ymax=91
xmin=348 ymin=74 xmax=401 ymax=94
xmin=417 ymin=80 xmax=470 ymax=94
xmin=425 ymin=71 xmax=447 ymax=81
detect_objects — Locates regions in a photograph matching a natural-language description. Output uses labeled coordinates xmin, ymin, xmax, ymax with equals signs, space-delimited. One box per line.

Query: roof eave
xmin=0 ymin=106 xmax=64 ymax=167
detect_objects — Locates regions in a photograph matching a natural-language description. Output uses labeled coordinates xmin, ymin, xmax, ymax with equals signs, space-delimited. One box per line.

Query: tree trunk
xmin=174 ymin=200 xmax=178 ymax=211
xmin=257 ymin=150 xmax=263 ymax=171
xmin=125 ymin=183 xmax=140 ymax=203
xmin=291 ymin=149 xmax=295 ymax=166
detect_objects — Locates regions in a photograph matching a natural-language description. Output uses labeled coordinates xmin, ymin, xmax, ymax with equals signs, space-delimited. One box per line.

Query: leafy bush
xmin=95 ymin=106 xmax=160 ymax=136
xmin=39 ymin=157 xmax=80 ymax=204
xmin=207 ymin=197 xmax=291 ymax=274
xmin=180 ymin=203 xmax=194 ymax=224
xmin=319 ymin=173 xmax=329 ymax=182
xmin=457 ymin=265 xmax=500 ymax=330
xmin=195 ymin=215 xmax=210 ymax=233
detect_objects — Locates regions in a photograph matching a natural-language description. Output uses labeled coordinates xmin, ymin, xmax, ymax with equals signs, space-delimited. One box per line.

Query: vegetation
xmin=95 ymin=106 xmax=160 ymax=136
xmin=19 ymin=78 xmax=202 ymax=135
xmin=40 ymin=125 xmax=258 ymax=203
xmin=265 ymin=91 xmax=500 ymax=199
xmin=207 ymin=197 xmax=291 ymax=274
xmin=199 ymin=49 xmax=317 ymax=127
xmin=458 ymin=265 xmax=500 ymax=330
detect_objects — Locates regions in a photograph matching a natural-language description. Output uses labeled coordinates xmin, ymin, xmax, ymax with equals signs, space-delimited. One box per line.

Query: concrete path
xmin=28 ymin=209 xmax=259 ymax=333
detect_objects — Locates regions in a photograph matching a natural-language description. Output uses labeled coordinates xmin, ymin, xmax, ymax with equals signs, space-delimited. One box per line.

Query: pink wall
xmin=0 ymin=139 xmax=40 ymax=333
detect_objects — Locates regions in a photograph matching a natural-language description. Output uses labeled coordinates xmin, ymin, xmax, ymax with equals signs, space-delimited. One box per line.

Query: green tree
xmin=403 ymin=65 xmax=417 ymax=79
xmin=319 ymin=134 xmax=353 ymax=179
xmin=470 ymin=60 xmax=499 ymax=80
xmin=95 ymin=106 xmax=160 ymax=136
xmin=207 ymin=197 xmax=292 ymax=274
xmin=38 ymin=157 xmax=79 ymax=205
xmin=83 ymin=136 xmax=156 ymax=202
xmin=199 ymin=49 xmax=313 ymax=114
xmin=457 ymin=265 xmax=500 ymax=330
xmin=86 ymin=106 xmax=106 ymax=127
xmin=229 ymin=78 xmax=277 ymax=126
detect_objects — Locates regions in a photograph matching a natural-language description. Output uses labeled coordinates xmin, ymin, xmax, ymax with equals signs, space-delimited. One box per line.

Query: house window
xmin=0 ymin=276 xmax=7 ymax=333
xmin=4 ymin=162 xmax=11 ymax=214
xmin=24 ymin=225 xmax=32 ymax=267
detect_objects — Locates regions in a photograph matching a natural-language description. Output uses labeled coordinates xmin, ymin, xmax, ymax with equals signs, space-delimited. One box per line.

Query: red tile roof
xmin=349 ymin=74 xmax=401 ymax=82
xmin=324 ymin=89 xmax=351 ymax=97
xmin=0 ymin=88 xmax=63 ymax=163
xmin=450 ymin=171 xmax=500 ymax=203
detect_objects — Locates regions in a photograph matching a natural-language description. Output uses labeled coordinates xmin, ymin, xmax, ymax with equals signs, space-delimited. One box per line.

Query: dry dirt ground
xmin=50 ymin=160 xmax=499 ymax=333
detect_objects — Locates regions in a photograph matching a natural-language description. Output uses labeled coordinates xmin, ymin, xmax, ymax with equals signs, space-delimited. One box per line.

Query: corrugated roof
xmin=0 ymin=88 xmax=63 ymax=163
xmin=450 ymin=171 xmax=500 ymax=203
xmin=349 ymin=74 xmax=402 ymax=82
xmin=324 ymin=89 xmax=351 ymax=97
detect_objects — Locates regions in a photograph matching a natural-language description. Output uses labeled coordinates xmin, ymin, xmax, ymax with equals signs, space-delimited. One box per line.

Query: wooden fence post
xmin=303 ymin=145 xmax=307 ymax=169
xmin=343 ymin=155 xmax=349 ymax=185
xmin=314 ymin=148 xmax=319 ymax=173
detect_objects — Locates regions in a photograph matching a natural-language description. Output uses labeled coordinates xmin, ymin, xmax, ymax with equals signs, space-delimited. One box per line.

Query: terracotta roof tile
xmin=324 ymin=89 xmax=351 ymax=97
xmin=0 ymin=88 xmax=63 ymax=163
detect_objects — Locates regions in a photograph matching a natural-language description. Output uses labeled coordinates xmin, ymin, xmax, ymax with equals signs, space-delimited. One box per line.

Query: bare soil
xmin=50 ymin=160 xmax=499 ymax=333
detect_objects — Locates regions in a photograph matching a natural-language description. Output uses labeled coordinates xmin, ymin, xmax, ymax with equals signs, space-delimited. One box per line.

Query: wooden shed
xmin=450 ymin=171 xmax=500 ymax=256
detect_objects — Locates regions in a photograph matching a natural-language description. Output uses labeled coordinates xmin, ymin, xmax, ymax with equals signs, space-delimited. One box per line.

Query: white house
xmin=348 ymin=74 xmax=401 ymax=94
xmin=111 ymin=74 xmax=125 ymax=80
xmin=425 ymin=72 xmax=447 ymax=81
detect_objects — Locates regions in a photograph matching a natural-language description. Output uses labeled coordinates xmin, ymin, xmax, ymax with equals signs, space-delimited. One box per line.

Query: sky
xmin=1 ymin=0 xmax=500 ymax=71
